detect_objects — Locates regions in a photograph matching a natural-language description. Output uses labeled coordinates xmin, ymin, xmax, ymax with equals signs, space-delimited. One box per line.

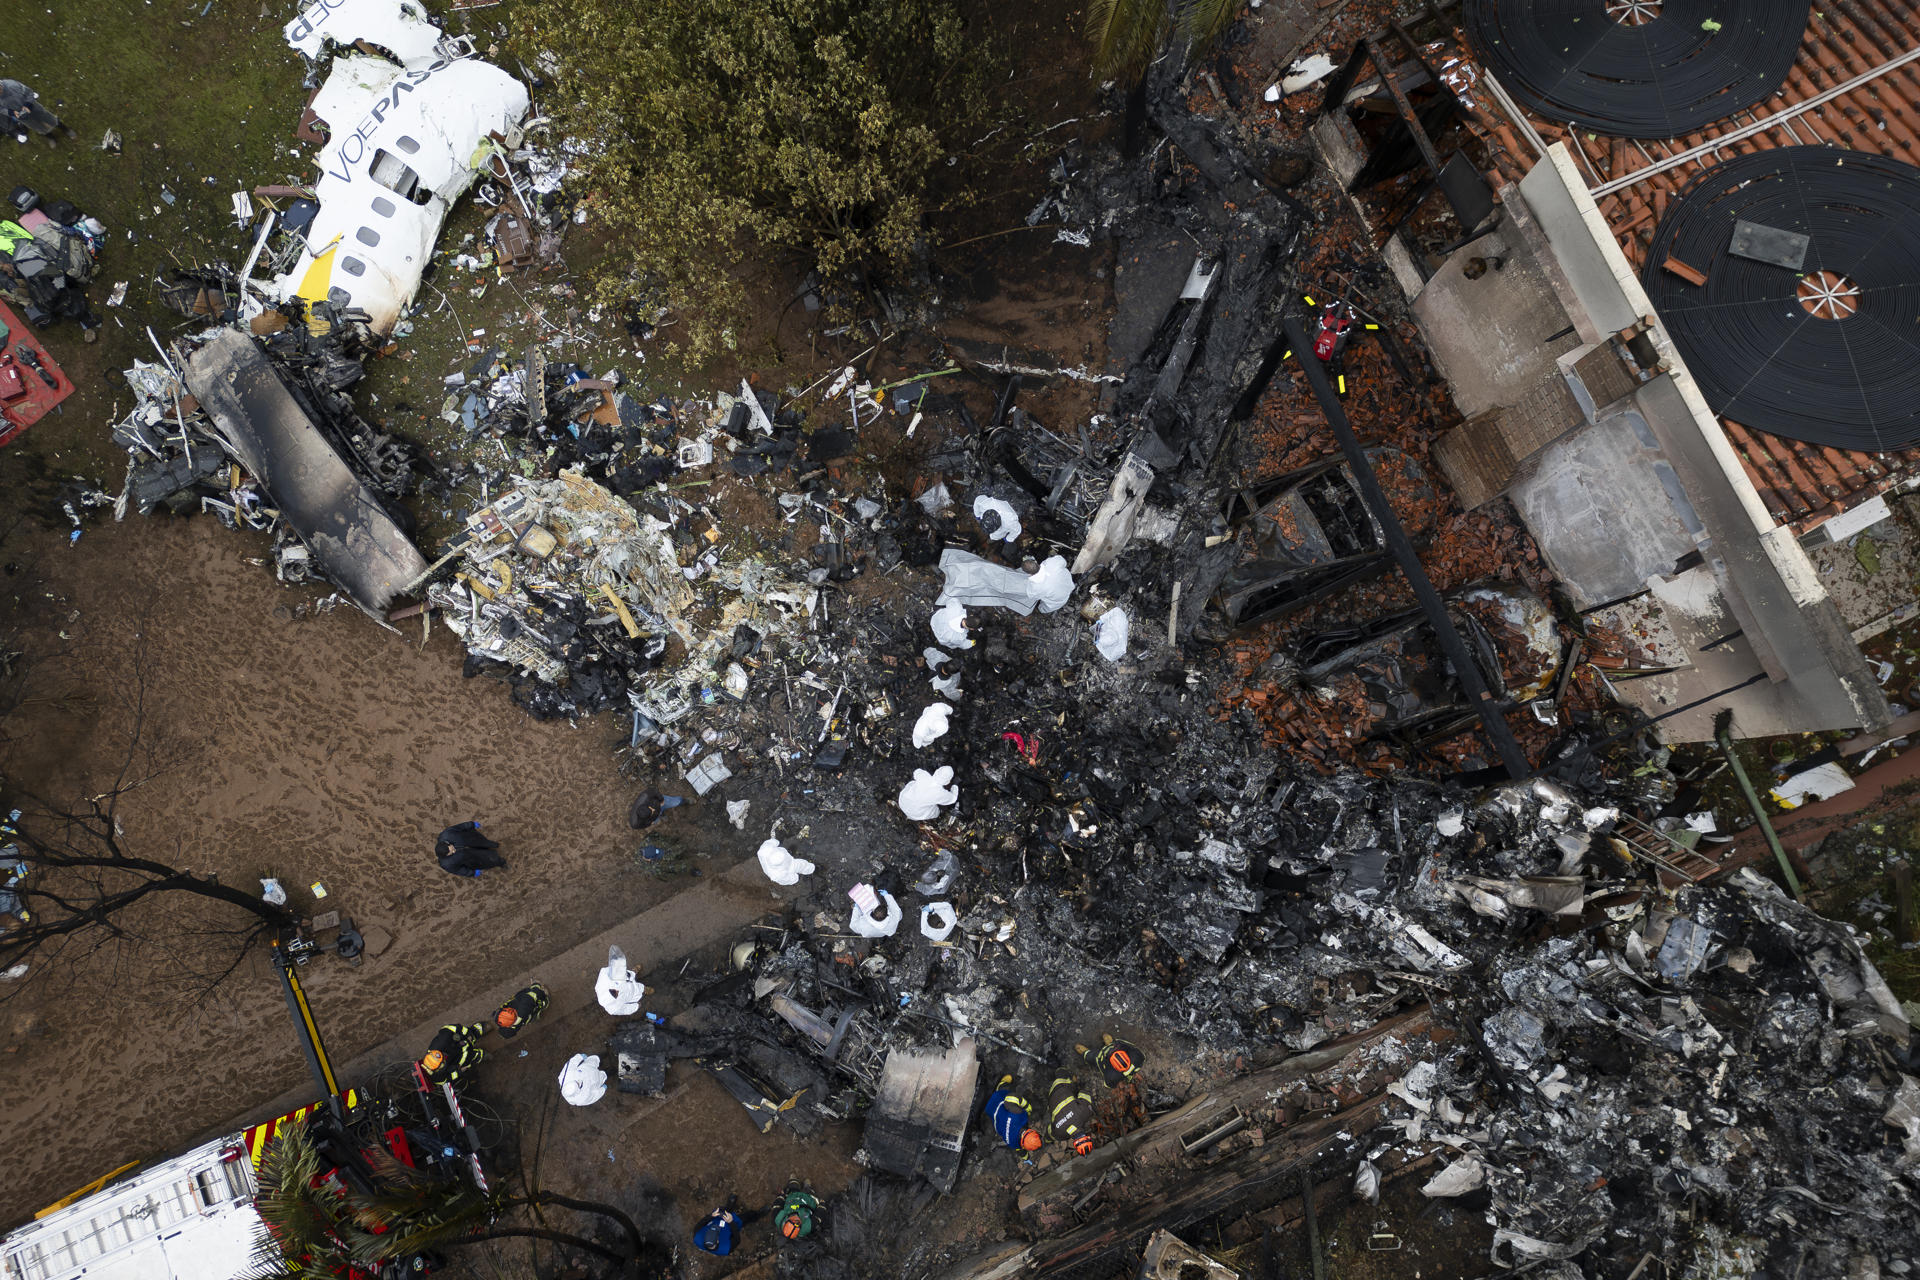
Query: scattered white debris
xmin=260 ymin=877 xmax=288 ymax=906
xmin=1772 ymin=762 xmax=1855 ymax=809
xmin=726 ymin=799 xmax=752 ymax=829
xmin=1093 ymin=607 xmax=1130 ymax=661
xmin=1423 ymin=1155 xmax=1488 ymax=1198
xmin=1353 ymin=1160 xmax=1381 ymax=1202
xmin=1281 ymin=53 xmax=1337 ymax=95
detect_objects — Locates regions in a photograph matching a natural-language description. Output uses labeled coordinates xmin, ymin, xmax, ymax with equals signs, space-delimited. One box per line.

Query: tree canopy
xmin=519 ymin=0 xmax=1005 ymax=359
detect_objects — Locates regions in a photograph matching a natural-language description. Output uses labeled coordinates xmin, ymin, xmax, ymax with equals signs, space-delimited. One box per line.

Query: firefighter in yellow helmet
xmin=419 ymin=1022 xmax=487 ymax=1086
xmin=1047 ymin=1071 xmax=1096 ymax=1157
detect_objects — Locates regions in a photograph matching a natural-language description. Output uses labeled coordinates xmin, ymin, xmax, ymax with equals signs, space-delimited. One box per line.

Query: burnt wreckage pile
xmin=110 ymin=306 xmax=427 ymax=611
xmin=550 ymin=75 xmax=1920 ymax=1280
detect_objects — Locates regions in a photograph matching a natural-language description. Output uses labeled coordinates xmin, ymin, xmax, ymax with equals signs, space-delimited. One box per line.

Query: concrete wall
xmin=1511 ymin=145 xmax=1889 ymax=736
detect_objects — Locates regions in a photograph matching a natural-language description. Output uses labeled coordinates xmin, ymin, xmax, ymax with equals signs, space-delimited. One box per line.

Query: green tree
xmin=1086 ymin=0 xmax=1241 ymax=85
xmin=246 ymin=1123 xmax=650 ymax=1278
xmin=516 ymin=0 xmax=1004 ymax=360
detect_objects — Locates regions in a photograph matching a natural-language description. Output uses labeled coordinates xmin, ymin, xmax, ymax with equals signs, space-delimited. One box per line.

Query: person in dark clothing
xmin=627 ymin=790 xmax=685 ymax=830
xmin=693 ymin=1196 xmax=762 ymax=1255
xmin=982 ymin=1075 xmax=1042 ymax=1153
xmin=0 ymin=80 xmax=75 ymax=143
xmin=1047 ymin=1072 xmax=1097 ymax=1156
xmin=435 ymin=821 xmax=506 ymax=878
xmin=1076 ymin=1034 xmax=1144 ymax=1088
xmin=420 ymin=1022 xmax=487 ymax=1085
xmin=493 ymin=983 xmax=550 ymax=1039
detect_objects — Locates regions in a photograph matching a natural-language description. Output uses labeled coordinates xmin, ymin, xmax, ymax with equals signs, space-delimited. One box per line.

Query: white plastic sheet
xmin=1093 ymin=607 xmax=1130 ymax=661
xmin=1422 ymin=1155 xmax=1488 ymax=1197
xmin=972 ymin=495 xmax=1022 ymax=543
xmin=938 ymin=549 xmax=1039 ymax=615
xmin=756 ymin=837 xmax=816 ymax=886
xmin=559 ymin=1053 xmax=608 ymax=1106
xmin=596 ymin=944 xmax=645 ymax=1015
xmin=898 ymin=766 xmax=959 ymax=821
xmin=931 ymin=600 xmax=973 ymax=649
xmin=913 ymin=702 xmax=954 ymax=749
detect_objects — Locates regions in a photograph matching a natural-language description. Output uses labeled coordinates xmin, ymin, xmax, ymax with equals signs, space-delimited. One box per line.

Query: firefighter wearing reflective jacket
xmin=774 ymin=1184 xmax=822 ymax=1242
xmin=420 ymin=1022 xmax=486 ymax=1085
xmin=1077 ymin=1034 xmax=1144 ymax=1088
xmin=982 ymin=1075 xmax=1042 ymax=1153
xmin=1048 ymin=1073 xmax=1096 ymax=1156
xmin=494 ymin=983 xmax=550 ymax=1039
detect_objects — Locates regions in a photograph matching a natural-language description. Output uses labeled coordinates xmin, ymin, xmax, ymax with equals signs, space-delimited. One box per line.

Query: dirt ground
xmin=0 ymin=512 xmax=769 ymax=1226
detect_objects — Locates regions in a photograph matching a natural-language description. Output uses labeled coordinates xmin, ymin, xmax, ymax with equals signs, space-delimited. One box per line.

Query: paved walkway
xmin=216 ymin=857 xmax=788 ymax=1138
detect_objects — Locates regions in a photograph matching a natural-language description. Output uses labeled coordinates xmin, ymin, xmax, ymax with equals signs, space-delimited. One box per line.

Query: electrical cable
xmin=1642 ymin=145 xmax=1920 ymax=452
xmin=1461 ymin=0 xmax=1808 ymax=139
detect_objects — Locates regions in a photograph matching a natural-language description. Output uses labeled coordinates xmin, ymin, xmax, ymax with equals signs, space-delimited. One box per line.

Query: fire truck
xmin=1 ymin=937 xmax=489 ymax=1280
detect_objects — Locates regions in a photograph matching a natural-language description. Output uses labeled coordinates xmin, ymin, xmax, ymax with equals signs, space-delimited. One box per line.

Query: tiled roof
xmin=1460 ymin=0 xmax=1920 ymax=531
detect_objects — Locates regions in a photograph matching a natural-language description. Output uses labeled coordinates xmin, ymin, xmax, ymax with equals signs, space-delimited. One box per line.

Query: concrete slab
xmin=1412 ymin=226 xmax=1580 ymax=420
xmin=1509 ymin=409 xmax=1699 ymax=608
xmin=1603 ymin=564 xmax=1870 ymax=741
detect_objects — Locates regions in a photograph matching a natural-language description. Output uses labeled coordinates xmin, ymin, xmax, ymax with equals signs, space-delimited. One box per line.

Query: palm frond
xmin=1085 ymin=0 xmax=1169 ymax=85
xmin=241 ymin=1126 xmax=339 ymax=1280
xmin=1173 ymin=0 xmax=1240 ymax=62
xmin=345 ymin=1154 xmax=491 ymax=1261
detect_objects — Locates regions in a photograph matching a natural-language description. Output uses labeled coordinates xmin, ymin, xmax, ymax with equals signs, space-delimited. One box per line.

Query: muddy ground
xmin=0 ymin=510 xmax=776 ymax=1224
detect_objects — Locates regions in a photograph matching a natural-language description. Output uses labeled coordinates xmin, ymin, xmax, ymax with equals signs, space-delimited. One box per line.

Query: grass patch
xmin=3 ymin=0 xmax=300 ymax=483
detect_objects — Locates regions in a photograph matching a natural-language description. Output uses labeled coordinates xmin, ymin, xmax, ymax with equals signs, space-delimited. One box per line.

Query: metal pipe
xmin=1714 ymin=718 xmax=1802 ymax=901
xmin=1591 ymin=45 xmax=1920 ymax=197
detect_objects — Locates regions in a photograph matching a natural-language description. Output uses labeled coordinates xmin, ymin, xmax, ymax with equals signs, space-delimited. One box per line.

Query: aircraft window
xmin=370 ymin=196 xmax=396 ymax=218
xmin=356 ymin=227 xmax=380 ymax=247
xmin=395 ymin=135 xmax=421 ymax=155
xmin=341 ymin=256 xmax=367 ymax=277
xmin=369 ymin=149 xmax=430 ymax=205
